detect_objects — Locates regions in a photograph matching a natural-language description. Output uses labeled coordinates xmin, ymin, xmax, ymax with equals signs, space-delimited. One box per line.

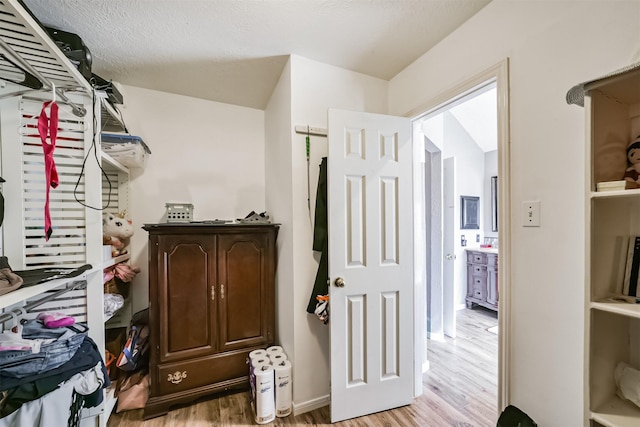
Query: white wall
xmin=266 ymin=55 xmax=388 ymax=411
xmin=389 ymin=1 xmax=640 ymax=425
xmin=264 ymin=59 xmax=295 ymax=381
xmin=442 ymin=112 xmax=485 ymax=308
xmin=115 ymin=85 xmax=266 ymax=313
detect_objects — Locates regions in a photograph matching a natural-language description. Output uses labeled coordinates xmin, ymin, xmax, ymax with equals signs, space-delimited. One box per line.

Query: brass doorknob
xmin=334 ymin=277 xmax=345 ymax=287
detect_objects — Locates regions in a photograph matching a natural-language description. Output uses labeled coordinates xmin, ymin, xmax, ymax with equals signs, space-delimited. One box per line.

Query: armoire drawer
xmin=156 ymin=349 xmax=250 ymax=395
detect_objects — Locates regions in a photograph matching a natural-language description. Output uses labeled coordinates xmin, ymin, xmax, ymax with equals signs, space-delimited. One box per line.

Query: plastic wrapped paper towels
xmin=269 ymin=352 xmax=287 ymax=365
xmin=249 ymin=346 xmax=292 ymax=421
xmin=253 ymin=364 xmax=275 ymax=424
xmin=274 ymin=359 xmax=292 ymax=417
xmin=266 ymin=345 xmax=283 ymax=356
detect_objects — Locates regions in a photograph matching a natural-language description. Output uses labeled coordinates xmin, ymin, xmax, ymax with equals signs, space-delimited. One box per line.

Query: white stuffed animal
xmin=103 ymin=211 xmax=134 ymax=257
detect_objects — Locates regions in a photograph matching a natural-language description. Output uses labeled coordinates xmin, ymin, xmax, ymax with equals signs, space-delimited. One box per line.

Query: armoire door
xmin=156 ymin=234 xmax=217 ymax=363
xmin=217 ymin=230 xmax=275 ymax=351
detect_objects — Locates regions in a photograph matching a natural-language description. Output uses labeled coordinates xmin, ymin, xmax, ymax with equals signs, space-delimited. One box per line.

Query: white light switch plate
xmin=522 ymin=200 xmax=540 ymax=227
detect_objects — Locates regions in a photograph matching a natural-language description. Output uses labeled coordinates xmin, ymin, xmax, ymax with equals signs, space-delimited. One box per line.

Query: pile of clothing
xmin=0 ymin=313 xmax=109 ymax=427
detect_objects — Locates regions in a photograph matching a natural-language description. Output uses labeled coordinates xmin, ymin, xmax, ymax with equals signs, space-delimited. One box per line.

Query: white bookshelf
xmin=577 ymin=65 xmax=640 ymax=426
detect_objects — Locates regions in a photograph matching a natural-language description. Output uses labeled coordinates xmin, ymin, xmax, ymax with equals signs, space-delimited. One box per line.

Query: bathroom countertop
xmin=465 ymin=247 xmax=498 ymax=254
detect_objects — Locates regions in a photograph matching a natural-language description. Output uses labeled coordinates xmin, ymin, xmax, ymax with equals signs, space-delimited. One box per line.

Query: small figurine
xmin=624 ymin=136 xmax=640 ymax=189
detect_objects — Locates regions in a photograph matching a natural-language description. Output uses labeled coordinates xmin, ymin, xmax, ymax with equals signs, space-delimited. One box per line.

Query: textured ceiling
xmin=22 ymin=0 xmax=491 ymax=109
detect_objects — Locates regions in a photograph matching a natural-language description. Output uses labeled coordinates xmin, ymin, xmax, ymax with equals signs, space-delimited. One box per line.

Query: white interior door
xmin=443 ymin=158 xmax=456 ymax=338
xmin=328 ymin=108 xmax=414 ymax=423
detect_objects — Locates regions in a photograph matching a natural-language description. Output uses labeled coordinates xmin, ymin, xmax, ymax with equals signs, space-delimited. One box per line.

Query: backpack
xmin=116 ymin=309 xmax=149 ymax=373
xmin=496 ymin=405 xmax=537 ymax=427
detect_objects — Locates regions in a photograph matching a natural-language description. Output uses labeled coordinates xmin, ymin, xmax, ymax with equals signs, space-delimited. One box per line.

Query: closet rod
xmin=0 ymin=280 xmax=87 ymax=324
xmin=0 ymin=37 xmax=87 ymax=117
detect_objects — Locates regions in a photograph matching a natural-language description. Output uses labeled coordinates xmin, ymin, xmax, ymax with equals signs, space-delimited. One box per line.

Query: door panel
xmin=328 ymin=109 xmax=414 ymax=423
xmin=158 ymin=235 xmax=216 ymax=362
xmin=218 ymin=232 xmax=272 ymax=351
xmin=443 ymin=158 xmax=456 ymax=338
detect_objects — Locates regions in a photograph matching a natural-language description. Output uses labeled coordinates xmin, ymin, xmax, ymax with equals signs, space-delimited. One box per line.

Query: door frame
xmin=409 ymin=59 xmax=511 ymax=409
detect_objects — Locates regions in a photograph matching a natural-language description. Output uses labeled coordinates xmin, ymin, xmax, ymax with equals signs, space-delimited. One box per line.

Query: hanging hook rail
xmin=294 ymin=125 xmax=327 ymax=137
xmin=0 ymin=37 xmax=86 ymax=117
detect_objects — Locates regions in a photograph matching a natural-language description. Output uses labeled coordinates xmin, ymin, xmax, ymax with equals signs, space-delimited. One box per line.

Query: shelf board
xmin=101 ymin=151 xmax=128 ymax=174
xmin=98 ymin=95 xmax=126 ymax=133
xmin=0 ymin=267 xmax=100 ymax=310
xmin=592 ymin=395 xmax=640 ymax=426
xmin=591 ymin=188 xmax=640 ymax=200
xmin=102 ymin=253 xmax=131 ymax=269
xmin=591 ymin=301 xmax=640 ymax=319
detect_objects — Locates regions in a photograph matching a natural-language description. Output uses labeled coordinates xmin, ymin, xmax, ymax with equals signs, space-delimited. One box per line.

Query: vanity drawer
xmin=473 ymin=288 xmax=485 ymax=299
xmin=472 ymin=265 xmax=487 ymax=275
xmin=473 ymin=277 xmax=485 ymax=290
xmin=468 ymin=252 xmax=485 ymax=264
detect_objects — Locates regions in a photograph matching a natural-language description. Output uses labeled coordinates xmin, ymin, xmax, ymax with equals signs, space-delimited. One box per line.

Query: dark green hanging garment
xmin=0 ymin=176 xmax=5 ymax=227
xmin=307 ymin=157 xmax=328 ymax=313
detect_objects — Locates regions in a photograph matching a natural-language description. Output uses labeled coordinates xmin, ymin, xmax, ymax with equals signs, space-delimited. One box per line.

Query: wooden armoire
xmin=142 ymin=223 xmax=278 ymax=419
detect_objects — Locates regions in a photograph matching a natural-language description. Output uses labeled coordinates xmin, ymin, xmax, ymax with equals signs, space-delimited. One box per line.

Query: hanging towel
xmin=37 ymin=101 xmax=59 ymax=241
xmin=307 ymin=157 xmax=328 ymax=313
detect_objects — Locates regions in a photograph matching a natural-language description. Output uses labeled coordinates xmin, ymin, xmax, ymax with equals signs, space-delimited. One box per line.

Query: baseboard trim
xmin=427 ymin=331 xmax=445 ymax=341
xmin=293 ymin=394 xmax=330 ymax=416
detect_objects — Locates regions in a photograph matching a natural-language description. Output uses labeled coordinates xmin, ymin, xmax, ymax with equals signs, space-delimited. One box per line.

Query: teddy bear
xmin=103 ymin=211 xmax=134 ymax=257
xmin=624 ymin=135 xmax=640 ymax=189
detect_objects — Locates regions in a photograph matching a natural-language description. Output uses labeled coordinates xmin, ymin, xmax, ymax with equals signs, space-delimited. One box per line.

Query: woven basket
xmin=104 ymin=277 xmax=130 ymax=299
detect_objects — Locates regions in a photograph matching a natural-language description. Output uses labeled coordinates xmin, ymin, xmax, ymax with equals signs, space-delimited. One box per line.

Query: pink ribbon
xmin=37 ymin=101 xmax=59 ymax=241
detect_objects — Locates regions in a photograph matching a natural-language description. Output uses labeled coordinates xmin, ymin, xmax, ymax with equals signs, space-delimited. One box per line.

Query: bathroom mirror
xmin=491 ymin=176 xmax=498 ymax=232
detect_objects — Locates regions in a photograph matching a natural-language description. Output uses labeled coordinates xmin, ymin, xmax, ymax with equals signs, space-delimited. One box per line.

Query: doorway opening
xmin=420 ymin=81 xmax=497 ymax=341
xmin=411 ymin=59 xmax=510 ymax=415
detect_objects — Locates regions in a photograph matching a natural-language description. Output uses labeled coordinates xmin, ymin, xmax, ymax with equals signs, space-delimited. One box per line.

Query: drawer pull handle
xmin=167 ymin=370 xmax=187 ymax=384
xmin=211 ymin=285 xmax=215 ymax=301
xmin=221 ymin=283 xmax=225 ymax=299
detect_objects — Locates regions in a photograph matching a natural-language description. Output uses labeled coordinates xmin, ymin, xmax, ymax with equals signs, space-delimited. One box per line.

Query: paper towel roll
xmin=274 ymin=360 xmax=292 ymax=417
xmin=250 ymin=358 xmax=271 ymax=403
xmin=254 ymin=364 xmax=275 ymax=424
xmin=251 ymin=357 xmax=270 ymax=369
xmin=266 ymin=345 xmax=284 ymax=356
xmin=269 ymin=352 xmax=287 ymax=365
xmin=249 ymin=349 xmax=268 ymax=361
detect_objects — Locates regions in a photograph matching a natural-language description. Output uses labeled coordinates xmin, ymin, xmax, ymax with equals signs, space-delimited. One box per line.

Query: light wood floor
xmin=107 ymin=307 xmax=498 ymax=427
